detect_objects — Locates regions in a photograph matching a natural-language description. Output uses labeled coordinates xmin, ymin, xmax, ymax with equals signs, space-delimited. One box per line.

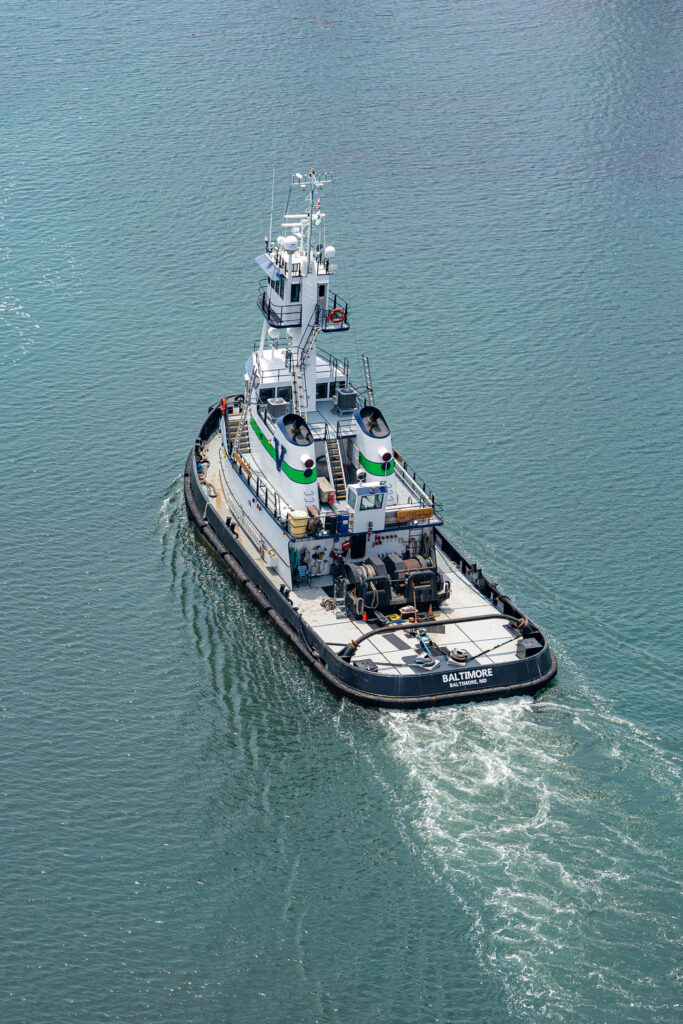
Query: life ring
xmin=219 ymin=396 xmax=226 ymax=416
xmin=328 ymin=307 xmax=345 ymax=324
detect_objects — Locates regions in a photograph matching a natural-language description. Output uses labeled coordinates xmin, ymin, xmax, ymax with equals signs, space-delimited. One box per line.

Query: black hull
xmin=184 ymin=409 xmax=557 ymax=708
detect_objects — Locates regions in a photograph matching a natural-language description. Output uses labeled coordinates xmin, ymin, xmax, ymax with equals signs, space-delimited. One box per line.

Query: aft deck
xmin=292 ymin=546 xmax=519 ymax=676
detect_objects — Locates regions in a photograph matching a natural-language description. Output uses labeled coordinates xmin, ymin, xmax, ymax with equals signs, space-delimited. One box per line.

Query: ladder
xmin=361 ymin=353 xmax=375 ymax=405
xmin=326 ymin=435 xmax=347 ymax=502
xmin=290 ymin=316 xmax=320 ymax=416
xmin=232 ymin=364 xmax=258 ymax=455
xmin=290 ymin=364 xmax=308 ymax=417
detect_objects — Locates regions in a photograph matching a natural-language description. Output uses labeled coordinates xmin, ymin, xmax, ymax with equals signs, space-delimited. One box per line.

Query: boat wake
xmin=380 ymin=665 xmax=681 ymax=1023
xmin=159 ymin=483 xmax=680 ymax=1022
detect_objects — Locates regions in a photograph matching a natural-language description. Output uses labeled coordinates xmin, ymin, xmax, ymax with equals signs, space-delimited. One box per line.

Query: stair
xmin=227 ymin=414 xmax=250 ymax=454
xmin=300 ymin=323 xmax=320 ymax=365
xmin=232 ymin=364 xmax=258 ymax=455
xmin=290 ymin=321 xmax=320 ymax=417
xmin=326 ymin=436 xmax=347 ymax=502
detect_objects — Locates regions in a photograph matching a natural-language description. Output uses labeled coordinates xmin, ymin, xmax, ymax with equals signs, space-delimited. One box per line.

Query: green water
xmin=2 ymin=1 xmax=680 ymax=1021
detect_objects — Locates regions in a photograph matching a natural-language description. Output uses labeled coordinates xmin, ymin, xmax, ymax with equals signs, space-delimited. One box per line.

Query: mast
xmin=257 ymin=169 xmax=339 ymax=415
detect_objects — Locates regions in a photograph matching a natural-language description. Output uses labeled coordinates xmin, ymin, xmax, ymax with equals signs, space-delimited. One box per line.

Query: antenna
xmin=267 ymin=143 xmax=277 ymax=243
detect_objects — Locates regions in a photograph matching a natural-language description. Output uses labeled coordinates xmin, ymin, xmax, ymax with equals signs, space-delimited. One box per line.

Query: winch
xmin=342 ymin=553 xmax=450 ymax=619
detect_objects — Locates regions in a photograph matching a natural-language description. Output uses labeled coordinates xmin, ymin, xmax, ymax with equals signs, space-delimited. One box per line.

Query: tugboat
xmin=184 ymin=170 xmax=557 ymax=707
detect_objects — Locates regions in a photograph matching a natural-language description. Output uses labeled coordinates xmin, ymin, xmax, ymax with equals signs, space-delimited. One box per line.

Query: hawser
xmin=184 ymin=170 xmax=557 ymax=707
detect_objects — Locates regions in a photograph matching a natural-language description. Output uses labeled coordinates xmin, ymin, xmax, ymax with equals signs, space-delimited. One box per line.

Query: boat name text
xmin=443 ymin=668 xmax=493 ymax=687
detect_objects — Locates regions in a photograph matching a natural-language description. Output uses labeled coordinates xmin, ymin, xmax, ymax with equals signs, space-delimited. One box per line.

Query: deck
xmin=199 ymin=429 xmax=521 ymax=678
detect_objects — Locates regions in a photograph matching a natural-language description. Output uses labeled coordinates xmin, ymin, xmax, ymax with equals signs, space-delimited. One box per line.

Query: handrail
xmin=393 ymin=451 xmax=442 ymax=514
xmin=220 ymin=423 xmax=286 ymax=529
xmin=317 ymin=346 xmax=349 ymax=381
xmin=257 ymin=287 xmax=302 ymax=327
xmin=321 ymin=292 xmax=350 ymax=329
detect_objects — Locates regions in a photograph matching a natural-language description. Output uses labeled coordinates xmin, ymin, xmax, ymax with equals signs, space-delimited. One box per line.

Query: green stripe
xmin=250 ymin=415 xmax=317 ymax=485
xmin=358 ymin=450 xmax=395 ymax=476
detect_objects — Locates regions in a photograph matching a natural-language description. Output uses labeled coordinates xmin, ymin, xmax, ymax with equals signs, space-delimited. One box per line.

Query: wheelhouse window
xmin=290 ymin=281 xmax=301 ymax=303
xmin=270 ymin=277 xmax=285 ymax=300
xmin=360 ymin=492 xmax=384 ymax=511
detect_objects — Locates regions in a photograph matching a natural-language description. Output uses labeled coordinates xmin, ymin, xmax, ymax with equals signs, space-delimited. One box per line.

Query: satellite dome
xmin=267 ymin=327 xmax=280 ymax=341
xmin=283 ymin=235 xmax=298 ymax=253
xmin=324 ymin=245 xmax=336 ymax=259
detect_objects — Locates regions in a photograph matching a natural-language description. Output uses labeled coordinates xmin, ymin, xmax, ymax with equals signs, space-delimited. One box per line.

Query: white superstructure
xmin=214 ymin=169 xmax=442 ymax=594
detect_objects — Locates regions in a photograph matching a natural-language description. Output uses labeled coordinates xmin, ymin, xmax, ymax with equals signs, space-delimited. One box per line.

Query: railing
xmin=317 ymin=346 xmax=349 ymax=382
xmin=257 ymin=286 xmax=302 ymax=327
xmin=266 ymin=248 xmax=295 ymax=275
xmin=220 ymin=415 xmax=287 ymax=528
xmin=265 ymin=241 xmax=333 ymax=276
xmin=393 ymin=451 xmax=443 ymax=515
xmin=308 ymin=417 xmax=357 ymax=442
xmin=320 ymin=292 xmax=350 ymax=331
xmin=252 ymin=364 xmax=292 ymax=388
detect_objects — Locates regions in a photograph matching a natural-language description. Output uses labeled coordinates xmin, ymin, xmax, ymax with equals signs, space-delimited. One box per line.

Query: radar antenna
xmin=290 ymin=169 xmax=334 ymax=266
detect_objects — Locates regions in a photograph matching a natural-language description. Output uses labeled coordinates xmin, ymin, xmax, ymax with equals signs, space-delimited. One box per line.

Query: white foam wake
xmin=381 ymin=689 xmax=681 ymax=1022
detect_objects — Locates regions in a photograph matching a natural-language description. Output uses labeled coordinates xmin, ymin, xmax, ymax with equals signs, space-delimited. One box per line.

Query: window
xmin=318 ymin=284 xmax=326 ymax=299
xmin=360 ymin=492 xmax=384 ymax=511
xmin=277 ymin=386 xmax=292 ymax=402
xmin=290 ymin=282 xmax=301 ymax=303
xmin=259 ymin=387 xmax=275 ymax=402
xmin=316 ymin=383 xmax=328 ymax=400
xmin=270 ymin=277 xmax=285 ymax=300
xmin=329 ymin=381 xmax=338 ymax=397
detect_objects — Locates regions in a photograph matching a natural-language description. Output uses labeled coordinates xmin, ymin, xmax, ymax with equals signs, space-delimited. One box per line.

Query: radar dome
xmin=283 ymin=235 xmax=298 ymax=253
xmin=324 ymin=245 xmax=336 ymax=259
xmin=267 ymin=327 xmax=280 ymax=341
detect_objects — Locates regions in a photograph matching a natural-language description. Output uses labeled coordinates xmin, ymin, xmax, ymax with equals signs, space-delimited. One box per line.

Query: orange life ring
xmin=328 ymin=307 xmax=345 ymax=324
xmin=219 ymin=396 xmax=226 ymax=416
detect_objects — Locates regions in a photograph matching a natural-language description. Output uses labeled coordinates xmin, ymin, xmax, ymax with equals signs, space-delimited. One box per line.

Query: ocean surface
xmin=1 ymin=1 xmax=681 ymax=1021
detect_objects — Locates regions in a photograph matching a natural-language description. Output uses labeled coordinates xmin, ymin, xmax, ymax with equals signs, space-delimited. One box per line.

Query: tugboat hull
xmin=184 ymin=441 xmax=557 ymax=709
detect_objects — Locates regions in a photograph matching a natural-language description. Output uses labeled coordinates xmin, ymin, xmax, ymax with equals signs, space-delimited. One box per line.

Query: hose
xmin=339 ymin=610 xmax=534 ymax=663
